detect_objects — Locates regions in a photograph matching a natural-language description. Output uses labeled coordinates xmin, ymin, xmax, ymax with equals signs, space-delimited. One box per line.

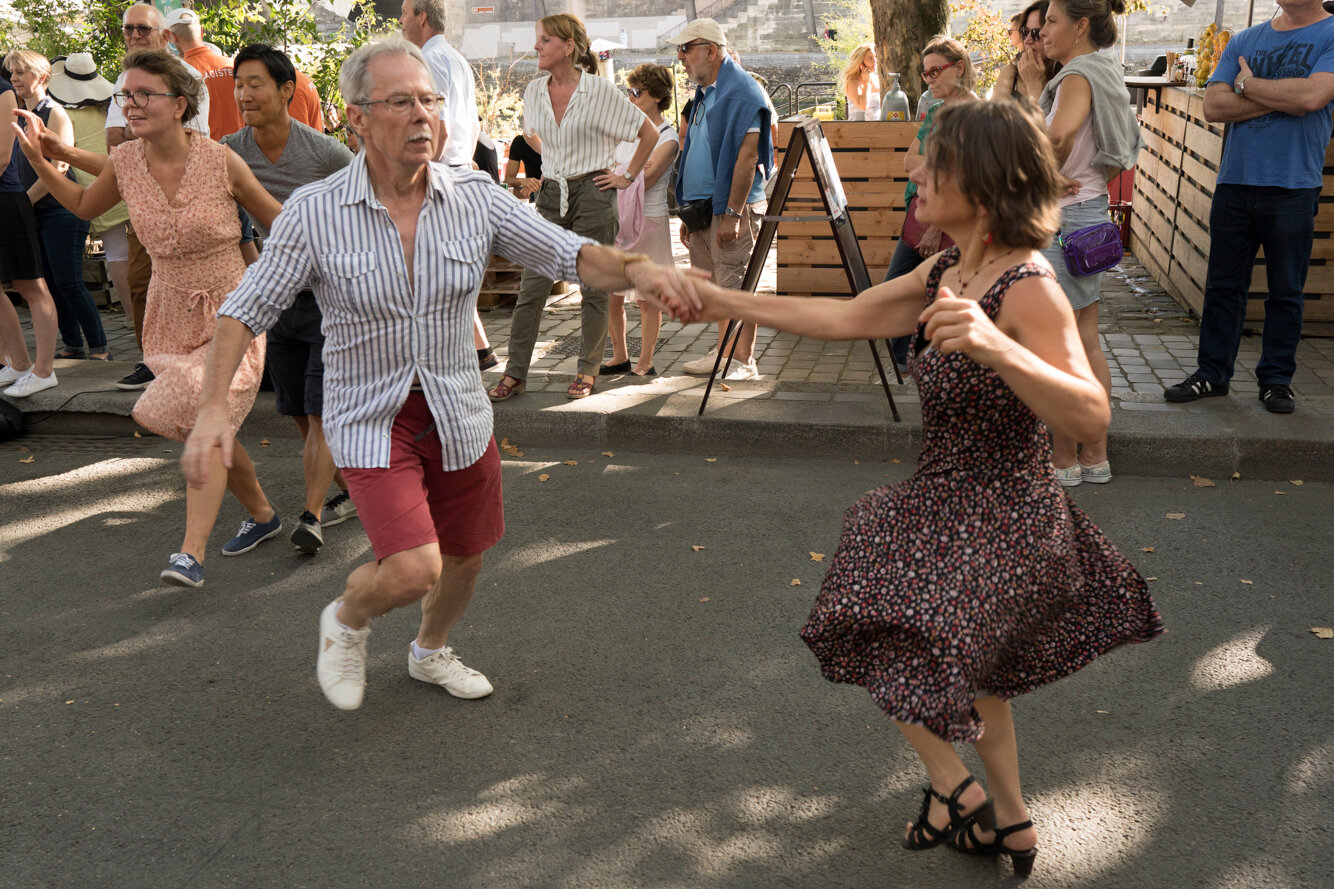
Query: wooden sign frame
xmin=698 ymin=119 xmax=902 ymax=420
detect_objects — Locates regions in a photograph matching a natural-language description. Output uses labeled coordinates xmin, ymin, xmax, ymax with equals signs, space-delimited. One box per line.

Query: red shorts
xmin=341 ymin=394 xmax=504 ymax=561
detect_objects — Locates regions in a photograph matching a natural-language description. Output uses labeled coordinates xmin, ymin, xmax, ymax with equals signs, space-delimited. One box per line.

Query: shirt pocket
xmin=319 ymin=251 xmax=380 ymax=310
xmin=438 ymin=236 xmax=490 ymax=298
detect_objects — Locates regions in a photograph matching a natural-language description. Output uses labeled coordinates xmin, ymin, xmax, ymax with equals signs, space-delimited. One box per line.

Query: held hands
xmin=918 ymin=287 xmax=1012 ymax=366
xmin=518 ymin=177 xmax=542 ymax=198
xmin=181 ymin=405 xmax=237 ymax=490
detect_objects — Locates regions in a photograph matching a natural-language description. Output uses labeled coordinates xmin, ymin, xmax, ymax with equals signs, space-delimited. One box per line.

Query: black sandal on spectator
xmin=632 ymin=366 xmax=656 ymax=377
xmin=599 ymin=359 xmax=631 ymax=375
xmin=902 ymin=775 xmax=993 ymax=851
xmin=950 ymin=818 xmax=1038 ymax=877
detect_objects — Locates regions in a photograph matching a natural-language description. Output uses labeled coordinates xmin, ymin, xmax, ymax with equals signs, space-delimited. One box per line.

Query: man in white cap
xmin=163 ymin=6 xmax=243 ymax=139
xmin=105 ymin=1 xmax=211 ymax=393
xmin=666 ymin=19 xmax=773 ymax=382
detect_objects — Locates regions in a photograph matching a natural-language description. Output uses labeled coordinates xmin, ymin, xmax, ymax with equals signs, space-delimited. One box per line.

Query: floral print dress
xmin=800 ymin=248 xmax=1163 ymax=742
xmin=113 ymin=133 xmax=265 ymax=442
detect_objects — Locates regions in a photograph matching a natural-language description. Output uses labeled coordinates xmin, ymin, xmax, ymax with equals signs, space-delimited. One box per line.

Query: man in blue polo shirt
xmin=1165 ymin=0 xmax=1334 ymax=413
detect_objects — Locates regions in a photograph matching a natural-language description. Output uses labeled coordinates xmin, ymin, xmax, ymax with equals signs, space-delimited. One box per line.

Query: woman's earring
xmin=982 ymin=231 xmax=994 ymax=245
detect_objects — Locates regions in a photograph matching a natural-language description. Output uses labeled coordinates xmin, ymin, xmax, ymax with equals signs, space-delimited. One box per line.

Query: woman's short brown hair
xmin=627 ymin=63 xmax=673 ymax=112
xmin=123 ymin=49 xmax=202 ymax=124
xmin=925 ymin=98 xmax=1063 ymax=249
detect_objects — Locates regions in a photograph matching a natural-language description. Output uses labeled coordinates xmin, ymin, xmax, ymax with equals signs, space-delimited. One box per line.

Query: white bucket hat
xmin=48 ymin=53 xmax=116 ymax=108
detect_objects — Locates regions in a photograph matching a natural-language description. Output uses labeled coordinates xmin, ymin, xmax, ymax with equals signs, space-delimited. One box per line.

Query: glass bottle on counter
xmin=1180 ymin=37 xmax=1197 ymax=82
xmin=880 ymin=73 xmax=910 ymax=121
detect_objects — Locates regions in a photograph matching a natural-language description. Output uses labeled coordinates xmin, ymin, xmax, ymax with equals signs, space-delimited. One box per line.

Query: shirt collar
xmin=337 ymin=151 xmax=451 ymax=208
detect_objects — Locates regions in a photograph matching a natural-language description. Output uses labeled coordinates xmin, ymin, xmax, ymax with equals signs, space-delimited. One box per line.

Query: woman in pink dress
xmin=15 ymin=49 xmax=283 ymax=589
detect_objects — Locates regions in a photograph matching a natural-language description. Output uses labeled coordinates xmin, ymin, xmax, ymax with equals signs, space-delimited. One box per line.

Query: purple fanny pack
xmin=1059 ymin=221 xmax=1123 ymax=277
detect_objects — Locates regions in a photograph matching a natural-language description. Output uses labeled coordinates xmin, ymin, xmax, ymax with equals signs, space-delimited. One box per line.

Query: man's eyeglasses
xmin=1020 ymin=26 xmax=1042 ymax=40
xmin=625 ymin=87 xmax=643 ymax=98
xmin=122 ymin=24 xmax=158 ymax=37
xmin=113 ymin=89 xmax=177 ymax=108
xmin=355 ymin=93 xmax=447 ymax=114
xmin=921 ymin=62 xmax=959 ymax=82
xmin=676 ymin=41 xmax=713 ymax=53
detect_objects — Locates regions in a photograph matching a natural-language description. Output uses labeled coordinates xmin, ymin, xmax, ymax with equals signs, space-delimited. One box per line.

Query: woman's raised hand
xmin=918 ymin=286 xmax=1013 ymax=366
xmin=9 ymin=108 xmax=49 ymax=164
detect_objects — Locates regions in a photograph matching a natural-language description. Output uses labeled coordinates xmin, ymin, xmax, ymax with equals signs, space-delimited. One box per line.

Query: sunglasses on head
xmin=921 ymin=62 xmax=958 ymax=82
xmin=1020 ymin=26 xmax=1042 ymax=40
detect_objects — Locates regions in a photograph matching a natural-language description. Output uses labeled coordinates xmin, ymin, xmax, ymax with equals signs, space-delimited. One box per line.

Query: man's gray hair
xmin=340 ymin=36 xmax=429 ymax=106
xmin=123 ymin=1 xmax=165 ymax=28
xmin=408 ymin=0 xmax=448 ymax=33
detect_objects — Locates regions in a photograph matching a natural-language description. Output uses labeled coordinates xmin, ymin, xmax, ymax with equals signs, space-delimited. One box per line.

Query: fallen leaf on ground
xmin=1240 ymin=579 xmax=1253 ymax=585
xmin=601 ymin=451 xmax=614 ymax=457
xmin=133 ymin=432 xmax=141 ymax=438
xmin=19 ymin=456 xmax=34 ymax=463
xmin=809 ymin=552 xmax=825 ymax=562
xmin=65 ymin=700 xmax=74 ymax=705
xmin=890 ymin=458 xmax=902 ymax=464
xmin=563 ymin=460 xmax=578 ymax=466
xmin=1231 ymin=472 xmax=1241 ymax=481
xmin=1194 ymin=581 xmax=1204 ymax=586
xmin=705 ymin=457 xmax=717 ymax=463
xmin=692 ymin=545 xmax=705 ymax=552
xmin=1311 ymin=627 xmax=1334 ymax=639
xmin=1275 ymin=491 xmax=1287 ymax=496
xmin=1142 ymin=546 xmax=1155 ymax=553
xmin=1166 ymin=513 xmax=1186 ymax=520
xmin=790 ymin=578 xmax=802 ymax=586
xmin=699 ymin=597 xmax=710 ymax=603
xmin=1191 ymin=475 xmax=1215 ymax=487
xmin=719 ymin=383 xmax=731 ymax=391
xmin=853 ymin=459 xmax=861 ymax=464
xmin=1096 ymin=710 xmax=1110 ymax=714
xmin=538 ymin=473 xmax=550 ymax=482
xmin=1290 ymin=479 xmax=1304 ymax=486
xmin=1145 ymin=577 xmax=1158 ymax=581
xmin=260 ymin=438 xmax=270 ymax=447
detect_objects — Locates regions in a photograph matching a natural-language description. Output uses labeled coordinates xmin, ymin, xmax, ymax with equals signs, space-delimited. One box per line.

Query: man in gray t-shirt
xmin=225 ymin=44 xmax=354 ymax=556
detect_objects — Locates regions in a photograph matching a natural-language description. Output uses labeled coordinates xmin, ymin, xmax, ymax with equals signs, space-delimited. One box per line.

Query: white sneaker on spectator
xmin=0 ymin=365 xmax=26 ymax=386
xmin=4 ymin=371 xmax=57 ymax=398
xmin=682 ymin=349 xmax=719 ymax=375
xmin=408 ymin=645 xmax=494 ymax=699
xmin=723 ymin=359 xmax=759 ymax=381
xmin=317 ymin=599 xmax=370 ymax=710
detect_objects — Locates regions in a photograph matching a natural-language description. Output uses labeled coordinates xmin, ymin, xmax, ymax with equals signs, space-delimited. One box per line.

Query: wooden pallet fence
xmin=476 ymin=256 xmax=571 ymax=310
xmin=1131 ymin=85 xmax=1334 ymax=330
xmin=775 ymin=120 xmax=920 ymax=297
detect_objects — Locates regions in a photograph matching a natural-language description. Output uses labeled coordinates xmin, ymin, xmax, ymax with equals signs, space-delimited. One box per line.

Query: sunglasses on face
xmin=122 ymin=24 xmax=157 ymax=36
xmin=1020 ymin=26 xmax=1042 ymax=40
xmin=922 ymin=62 xmax=958 ymax=82
xmin=626 ymin=87 xmax=643 ymax=98
xmin=677 ymin=41 xmax=712 ymax=53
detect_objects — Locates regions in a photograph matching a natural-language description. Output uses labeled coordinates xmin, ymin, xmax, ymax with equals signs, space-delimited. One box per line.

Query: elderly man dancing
xmin=183 ymin=38 xmax=695 ymax=711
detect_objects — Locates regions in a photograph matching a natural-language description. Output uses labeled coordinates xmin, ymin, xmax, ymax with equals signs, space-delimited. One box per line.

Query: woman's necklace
xmin=955 ymin=247 xmax=1019 ymax=298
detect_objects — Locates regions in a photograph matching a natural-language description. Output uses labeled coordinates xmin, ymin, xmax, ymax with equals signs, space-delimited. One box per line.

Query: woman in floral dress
xmin=661 ymin=100 xmax=1162 ymax=878
xmin=15 ymin=50 xmax=283 ymax=589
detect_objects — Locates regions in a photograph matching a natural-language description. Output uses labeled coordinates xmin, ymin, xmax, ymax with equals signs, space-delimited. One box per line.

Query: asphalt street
xmin=1 ymin=432 xmax=1331 ymax=889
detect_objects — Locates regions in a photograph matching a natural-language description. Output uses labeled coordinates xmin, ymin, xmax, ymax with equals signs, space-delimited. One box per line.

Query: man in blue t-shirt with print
xmin=1165 ymin=0 xmax=1334 ymax=413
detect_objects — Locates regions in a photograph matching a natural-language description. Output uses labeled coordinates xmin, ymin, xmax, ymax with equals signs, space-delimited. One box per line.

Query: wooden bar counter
xmin=1131 ymin=83 xmax=1334 ymax=331
xmin=774 ymin=119 xmax=919 ymax=297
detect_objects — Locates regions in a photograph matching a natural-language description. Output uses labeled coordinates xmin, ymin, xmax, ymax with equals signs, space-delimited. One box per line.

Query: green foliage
xmin=0 ymin=0 xmax=123 ymax=74
xmin=811 ymin=0 xmax=872 ymax=80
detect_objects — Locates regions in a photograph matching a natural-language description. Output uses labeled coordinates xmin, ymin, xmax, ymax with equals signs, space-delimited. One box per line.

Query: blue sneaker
xmin=161 ymin=552 xmax=204 ymax=588
xmin=221 ymin=512 xmax=282 ymax=556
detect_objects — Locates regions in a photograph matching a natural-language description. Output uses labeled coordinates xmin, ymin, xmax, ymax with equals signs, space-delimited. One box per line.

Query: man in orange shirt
xmin=163 ymin=7 xmax=243 ymax=139
xmin=290 ymin=69 xmax=326 ymax=133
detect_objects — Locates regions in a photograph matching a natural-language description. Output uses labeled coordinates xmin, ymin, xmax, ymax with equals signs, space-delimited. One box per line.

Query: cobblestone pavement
xmin=29 ymin=246 xmax=1334 ymax=417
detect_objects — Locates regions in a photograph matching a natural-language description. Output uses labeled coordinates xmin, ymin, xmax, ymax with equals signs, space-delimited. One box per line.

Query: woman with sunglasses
xmin=993 ymin=1 xmax=1062 ymax=101
xmin=652 ymin=98 xmax=1162 ymax=879
xmin=14 ymin=49 xmax=285 ymax=588
xmin=882 ymin=36 xmax=977 ymax=367
xmin=488 ymin=12 xmax=659 ymax=402
xmin=1038 ymin=0 xmax=1141 ymax=487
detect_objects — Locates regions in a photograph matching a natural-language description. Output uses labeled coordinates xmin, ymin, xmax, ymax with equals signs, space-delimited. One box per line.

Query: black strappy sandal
xmin=950 ymin=817 xmax=1038 ymax=877
xmin=902 ymin=775 xmax=994 ymax=851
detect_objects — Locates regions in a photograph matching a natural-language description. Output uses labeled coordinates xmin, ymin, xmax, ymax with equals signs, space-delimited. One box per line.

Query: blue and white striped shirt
xmin=219 ymin=153 xmax=591 ymax=470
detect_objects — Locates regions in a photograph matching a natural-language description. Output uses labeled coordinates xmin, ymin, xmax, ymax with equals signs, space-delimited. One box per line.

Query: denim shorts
xmin=1041 ymin=194 xmax=1111 ymax=311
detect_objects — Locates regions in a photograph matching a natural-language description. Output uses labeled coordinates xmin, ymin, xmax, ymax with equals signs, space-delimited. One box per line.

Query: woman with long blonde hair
xmin=840 ymin=43 xmax=880 ymax=120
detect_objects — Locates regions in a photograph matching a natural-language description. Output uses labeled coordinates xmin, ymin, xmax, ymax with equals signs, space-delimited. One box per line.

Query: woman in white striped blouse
xmin=488 ymin=13 xmax=659 ymax=402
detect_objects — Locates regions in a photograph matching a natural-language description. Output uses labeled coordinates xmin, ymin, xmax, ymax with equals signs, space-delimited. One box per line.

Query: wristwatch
xmin=1235 ymin=75 xmax=1250 ymax=95
xmin=724 ymin=207 xmax=743 ymax=219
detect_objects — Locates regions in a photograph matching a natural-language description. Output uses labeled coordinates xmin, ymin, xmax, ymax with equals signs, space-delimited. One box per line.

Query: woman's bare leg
xmin=608 ymin=292 xmax=629 ymax=365
xmin=636 ymin=301 xmax=661 ymax=373
xmin=967 ymin=696 xmax=1038 ymax=850
xmin=895 ymin=720 xmax=988 ymax=841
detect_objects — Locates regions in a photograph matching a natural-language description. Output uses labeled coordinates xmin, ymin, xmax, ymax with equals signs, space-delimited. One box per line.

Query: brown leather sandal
xmin=487 ymin=375 xmax=526 ymax=402
xmin=566 ymin=374 xmax=595 ymax=399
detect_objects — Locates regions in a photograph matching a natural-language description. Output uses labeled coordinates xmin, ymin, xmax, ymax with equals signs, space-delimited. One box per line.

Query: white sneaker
xmin=0 ymin=365 xmax=26 ymax=386
xmin=1053 ymin=464 xmax=1082 ymax=487
xmin=317 ymin=600 xmax=370 ymax=710
xmin=4 ymin=371 xmax=57 ymax=398
xmin=408 ymin=645 xmax=494 ymax=699
xmin=682 ymin=349 xmax=719 ymax=375
xmin=1080 ymin=461 xmax=1113 ymax=484
xmin=722 ymin=358 xmax=759 ymax=381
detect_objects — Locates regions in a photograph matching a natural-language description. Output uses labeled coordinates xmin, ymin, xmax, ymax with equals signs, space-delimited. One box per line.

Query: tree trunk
xmin=870 ymin=0 xmax=950 ymax=109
